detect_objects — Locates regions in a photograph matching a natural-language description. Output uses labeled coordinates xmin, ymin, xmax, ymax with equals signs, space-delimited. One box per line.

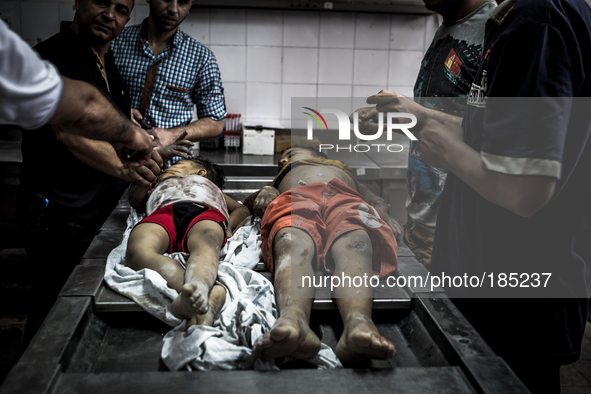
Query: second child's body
xmin=245 ymin=147 xmax=401 ymax=363
xmin=127 ymin=157 xmax=250 ymax=325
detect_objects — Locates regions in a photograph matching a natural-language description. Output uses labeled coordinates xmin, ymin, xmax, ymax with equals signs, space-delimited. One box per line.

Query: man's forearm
xmin=367 ymin=90 xmax=464 ymax=128
xmin=421 ymin=107 xmax=463 ymax=127
xmin=51 ymin=77 xmax=152 ymax=153
xmin=56 ymin=132 xmax=127 ymax=179
xmin=56 ymin=131 xmax=160 ymax=186
xmin=171 ymin=117 xmax=224 ymax=142
xmin=150 ymin=117 xmax=224 ymax=148
xmin=441 ymin=138 xmax=556 ymax=217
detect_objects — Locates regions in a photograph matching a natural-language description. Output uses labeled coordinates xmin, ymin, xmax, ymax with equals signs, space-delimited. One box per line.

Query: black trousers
xmin=23 ymin=221 xmax=96 ymax=344
xmin=452 ymin=298 xmax=571 ymax=394
xmin=503 ymin=354 xmax=561 ymax=393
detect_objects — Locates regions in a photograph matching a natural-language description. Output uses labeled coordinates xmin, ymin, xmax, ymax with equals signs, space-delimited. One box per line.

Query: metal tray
xmin=1 ymin=193 xmax=529 ymax=394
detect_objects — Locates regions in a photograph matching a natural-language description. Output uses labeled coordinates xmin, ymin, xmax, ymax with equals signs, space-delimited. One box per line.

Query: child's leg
xmin=254 ymin=227 xmax=321 ymax=360
xmin=126 ymin=223 xmax=185 ymax=291
xmin=330 ymin=229 xmax=396 ymax=362
xmin=170 ymin=220 xmax=225 ymax=320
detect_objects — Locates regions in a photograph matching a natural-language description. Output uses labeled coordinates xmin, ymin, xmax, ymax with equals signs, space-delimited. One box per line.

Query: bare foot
xmin=170 ymin=280 xmax=210 ymax=319
xmin=187 ymin=284 xmax=227 ymax=327
xmin=254 ymin=308 xmax=321 ymax=360
xmin=335 ymin=314 xmax=396 ymax=363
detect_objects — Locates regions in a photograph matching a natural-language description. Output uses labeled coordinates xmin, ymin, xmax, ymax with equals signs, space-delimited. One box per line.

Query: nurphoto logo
xmin=303 ymin=107 xmax=417 ymax=153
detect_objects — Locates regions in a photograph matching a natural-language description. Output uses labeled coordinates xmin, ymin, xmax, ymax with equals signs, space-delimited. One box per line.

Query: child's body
xmin=245 ymin=147 xmax=401 ymax=363
xmin=127 ymin=157 xmax=250 ymax=326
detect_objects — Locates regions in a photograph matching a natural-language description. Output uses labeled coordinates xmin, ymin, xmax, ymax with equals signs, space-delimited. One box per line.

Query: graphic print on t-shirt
xmin=445 ymin=47 xmax=463 ymax=78
xmin=415 ymin=38 xmax=482 ymax=103
xmin=408 ymin=37 xmax=484 ymax=229
xmin=405 ymin=0 xmax=496 ymax=232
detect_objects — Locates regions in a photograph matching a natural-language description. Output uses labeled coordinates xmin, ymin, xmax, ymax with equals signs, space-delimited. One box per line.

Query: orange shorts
xmin=260 ymin=179 xmax=397 ymax=278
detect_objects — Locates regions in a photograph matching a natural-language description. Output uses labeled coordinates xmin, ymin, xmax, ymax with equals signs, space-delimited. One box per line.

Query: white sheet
xmin=104 ymin=209 xmax=341 ymax=370
xmin=221 ymin=216 xmax=262 ymax=269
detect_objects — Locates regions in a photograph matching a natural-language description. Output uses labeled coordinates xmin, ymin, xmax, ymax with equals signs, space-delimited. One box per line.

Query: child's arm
xmin=243 ymin=185 xmax=280 ymax=218
xmin=224 ymin=194 xmax=252 ymax=235
xmin=358 ymin=183 xmax=403 ymax=238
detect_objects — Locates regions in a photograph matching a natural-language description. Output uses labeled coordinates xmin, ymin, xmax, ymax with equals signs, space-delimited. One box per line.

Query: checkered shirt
xmin=111 ymin=22 xmax=226 ymax=129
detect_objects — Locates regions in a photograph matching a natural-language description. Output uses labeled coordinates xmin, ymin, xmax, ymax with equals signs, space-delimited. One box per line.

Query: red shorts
xmin=260 ymin=179 xmax=397 ymax=278
xmin=139 ymin=202 xmax=227 ymax=253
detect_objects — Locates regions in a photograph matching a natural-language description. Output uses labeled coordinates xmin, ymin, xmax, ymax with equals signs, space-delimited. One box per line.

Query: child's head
xmin=161 ymin=156 xmax=226 ymax=189
xmin=191 ymin=156 xmax=225 ymax=189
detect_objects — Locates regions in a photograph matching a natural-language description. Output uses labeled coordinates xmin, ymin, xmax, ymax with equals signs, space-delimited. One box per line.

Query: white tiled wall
xmin=10 ymin=1 xmax=438 ymax=127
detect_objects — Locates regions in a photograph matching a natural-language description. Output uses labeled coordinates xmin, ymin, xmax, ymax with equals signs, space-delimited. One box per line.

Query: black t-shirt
xmin=432 ymin=0 xmax=591 ymax=363
xmin=19 ymin=22 xmax=130 ymax=231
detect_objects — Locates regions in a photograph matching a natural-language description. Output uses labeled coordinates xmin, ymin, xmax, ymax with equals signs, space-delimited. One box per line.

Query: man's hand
xmin=111 ymin=125 xmax=156 ymax=168
xmin=352 ymin=90 xmax=464 ymax=140
xmin=351 ymin=90 xmax=426 ymax=135
xmin=150 ymin=127 xmax=185 ymax=149
xmin=55 ymin=123 xmax=155 ymax=169
xmin=156 ymin=139 xmax=194 ymax=162
xmin=350 ymin=107 xmax=382 ymax=134
xmin=367 ymin=90 xmax=424 ymax=115
xmin=416 ymin=118 xmax=464 ymax=168
xmin=130 ymin=108 xmax=143 ymax=128
xmin=253 ymin=186 xmax=280 ymax=218
xmin=120 ymin=149 xmax=162 ymax=186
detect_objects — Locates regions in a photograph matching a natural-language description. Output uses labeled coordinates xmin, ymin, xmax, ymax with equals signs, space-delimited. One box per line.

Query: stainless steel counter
xmin=0 ymin=191 xmax=529 ymax=394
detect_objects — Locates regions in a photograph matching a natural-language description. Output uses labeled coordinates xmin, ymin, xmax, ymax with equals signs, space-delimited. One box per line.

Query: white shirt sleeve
xmin=0 ymin=20 xmax=63 ymax=129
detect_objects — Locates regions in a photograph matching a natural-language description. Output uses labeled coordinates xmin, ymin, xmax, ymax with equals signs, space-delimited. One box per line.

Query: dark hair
xmin=182 ymin=156 xmax=226 ymax=189
xmin=281 ymin=145 xmax=328 ymax=159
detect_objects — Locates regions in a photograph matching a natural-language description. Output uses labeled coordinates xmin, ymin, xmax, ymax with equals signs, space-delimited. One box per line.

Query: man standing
xmin=418 ymin=0 xmax=591 ymax=391
xmin=19 ymin=0 xmax=161 ymax=342
xmin=111 ymin=0 xmax=226 ymax=148
xmin=355 ymin=0 xmax=496 ymax=269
